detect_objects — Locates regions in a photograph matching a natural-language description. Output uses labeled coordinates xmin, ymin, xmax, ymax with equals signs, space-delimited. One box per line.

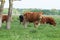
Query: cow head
xmin=38 ymin=12 xmax=43 ymax=19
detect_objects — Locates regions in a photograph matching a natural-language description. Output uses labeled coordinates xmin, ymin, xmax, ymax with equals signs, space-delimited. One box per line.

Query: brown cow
xmin=40 ymin=16 xmax=56 ymax=26
xmin=2 ymin=15 xmax=12 ymax=23
xmin=2 ymin=15 xmax=8 ymax=23
xmin=23 ymin=12 xmax=43 ymax=28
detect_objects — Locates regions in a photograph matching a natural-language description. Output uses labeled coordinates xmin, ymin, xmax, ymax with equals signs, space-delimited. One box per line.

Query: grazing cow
xmin=23 ymin=12 xmax=43 ymax=28
xmin=2 ymin=15 xmax=8 ymax=23
xmin=40 ymin=16 xmax=56 ymax=26
xmin=19 ymin=15 xmax=24 ymax=24
xmin=2 ymin=15 xmax=12 ymax=23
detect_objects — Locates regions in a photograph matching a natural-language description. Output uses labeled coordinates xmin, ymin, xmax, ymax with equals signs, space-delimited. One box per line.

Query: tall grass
xmin=0 ymin=15 xmax=60 ymax=40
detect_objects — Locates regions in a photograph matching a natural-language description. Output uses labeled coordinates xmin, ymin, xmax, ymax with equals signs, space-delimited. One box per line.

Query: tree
xmin=6 ymin=0 xmax=21 ymax=29
xmin=0 ymin=0 xmax=5 ymax=28
xmin=13 ymin=0 xmax=21 ymax=1
xmin=6 ymin=0 xmax=13 ymax=29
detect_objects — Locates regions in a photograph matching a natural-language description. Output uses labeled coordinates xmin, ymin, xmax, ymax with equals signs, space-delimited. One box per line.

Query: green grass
xmin=0 ymin=15 xmax=60 ymax=40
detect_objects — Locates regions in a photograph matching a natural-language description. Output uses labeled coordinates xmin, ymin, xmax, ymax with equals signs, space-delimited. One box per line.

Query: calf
xmin=2 ymin=15 xmax=8 ymax=23
xmin=40 ymin=16 xmax=56 ymax=26
xmin=2 ymin=15 xmax=12 ymax=23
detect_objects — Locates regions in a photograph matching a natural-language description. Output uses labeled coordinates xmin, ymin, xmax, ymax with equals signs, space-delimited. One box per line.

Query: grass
xmin=0 ymin=15 xmax=60 ymax=40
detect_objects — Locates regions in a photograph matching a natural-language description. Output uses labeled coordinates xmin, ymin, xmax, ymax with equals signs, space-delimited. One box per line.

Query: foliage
xmin=3 ymin=8 xmax=20 ymax=14
xmin=17 ymin=8 xmax=60 ymax=15
xmin=3 ymin=8 xmax=60 ymax=15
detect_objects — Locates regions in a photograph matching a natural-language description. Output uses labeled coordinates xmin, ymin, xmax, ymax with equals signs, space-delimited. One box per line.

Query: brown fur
xmin=2 ymin=15 xmax=8 ymax=23
xmin=2 ymin=15 xmax=12 ymax=23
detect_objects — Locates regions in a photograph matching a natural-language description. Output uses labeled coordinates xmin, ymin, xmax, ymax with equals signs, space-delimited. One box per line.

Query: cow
xmin=40 ymin=16 xmax=56 ymax=26
xmin=23 ymin=12 xmax=43 ymax=28
xmin=2 ymin=15 xmax=12 ymax=23
xmin=2 ymin=15 xmax=8 ymax=23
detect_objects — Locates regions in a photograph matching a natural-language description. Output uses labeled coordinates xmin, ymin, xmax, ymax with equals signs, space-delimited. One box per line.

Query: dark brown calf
xmin=2 ymin=15 xmax=12 ymax=23
xmin=40 ymin=16 xmax=56 ymax=26
xmin=2 ymin=15 xmax=8 ymax=23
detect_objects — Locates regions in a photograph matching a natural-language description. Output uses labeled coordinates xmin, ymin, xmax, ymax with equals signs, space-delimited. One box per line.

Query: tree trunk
xmin=6 ymin=0 xmax=13 ymax=29
xmin=0 ymin=0 xmax=5 ymax=28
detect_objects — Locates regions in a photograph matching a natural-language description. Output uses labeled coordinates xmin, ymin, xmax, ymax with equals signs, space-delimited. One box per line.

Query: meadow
xmin=0 ymin=15 xmax=60 ymax=40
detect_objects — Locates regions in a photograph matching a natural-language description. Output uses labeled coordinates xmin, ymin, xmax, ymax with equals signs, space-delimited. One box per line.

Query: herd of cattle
xmin=19 ymin=12 xmax=56 ymax=28
xmin=2 ymin=12 xmax=56 ymax=28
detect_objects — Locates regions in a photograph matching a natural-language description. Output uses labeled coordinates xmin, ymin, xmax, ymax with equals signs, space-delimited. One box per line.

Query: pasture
xmin=0 ymin=15 xmax=60 ymax=40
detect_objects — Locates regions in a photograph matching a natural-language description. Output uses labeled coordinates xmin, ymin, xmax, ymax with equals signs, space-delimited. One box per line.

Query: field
xmin=0 ymin=15 xmax=60 ymax=40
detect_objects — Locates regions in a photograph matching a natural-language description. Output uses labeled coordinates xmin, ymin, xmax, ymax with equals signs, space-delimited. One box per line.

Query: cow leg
xmin=34 ymin=22 xmax=38 ymax=28
xmin=34 ymin=21 xmax=41 ymax=28
xmin=23 ymin=21 xmax=28 ymax=28
xmin=38 ymin=22 xmax=40 ymax=27
xmin=2 ymin=21 xmax=4 ymax=23
xmin=34 ymin=24 xmax=37 ymax=28
xmin=23 ymin=18 xmax=28 ymax=28
xmin=6 ymin=20 xmax=7 ymax=23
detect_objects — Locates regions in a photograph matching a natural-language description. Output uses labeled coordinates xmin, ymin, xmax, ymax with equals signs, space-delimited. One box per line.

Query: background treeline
xmin=3 ymin=8 xmax=60 ymax=15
